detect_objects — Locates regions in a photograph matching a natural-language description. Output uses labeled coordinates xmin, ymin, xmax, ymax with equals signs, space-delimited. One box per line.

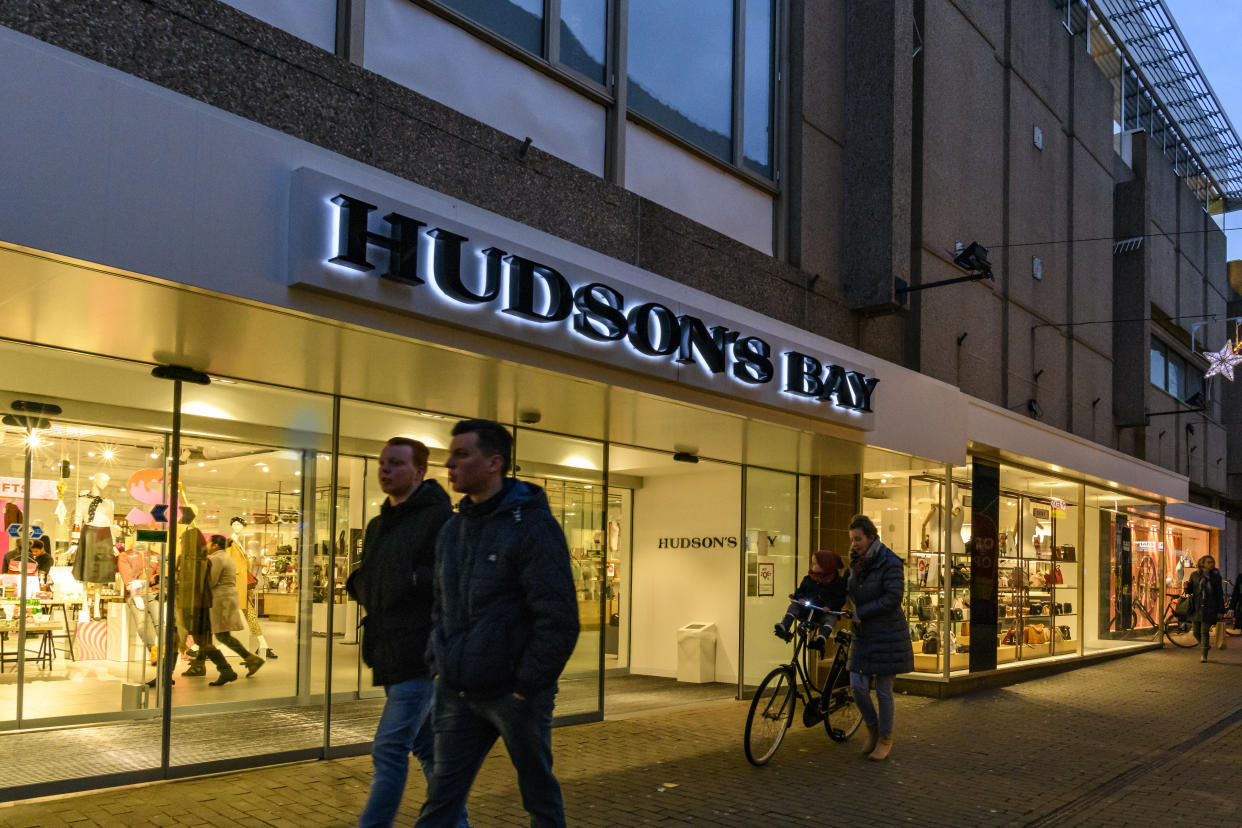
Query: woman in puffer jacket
xmin=846 ymin=514 xmax=913 ymax=761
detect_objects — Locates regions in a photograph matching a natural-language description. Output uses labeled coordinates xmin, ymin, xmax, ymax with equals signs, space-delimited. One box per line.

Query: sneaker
xmin=265 ymin=648 xmax=279 ymax=660
xmin=773 ymin=623 xmax=793 ymax=642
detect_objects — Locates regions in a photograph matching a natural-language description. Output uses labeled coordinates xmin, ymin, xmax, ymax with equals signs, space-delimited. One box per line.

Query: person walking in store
xmin=414 ymin=419 xmax=579 ymax=828
xmin=845 ymin=513 xmax=913 ymax=762
xmin=178 ymin=527 xmax=238 ymax=686
xmin=1186 ymin=554 xmax=1225 ymax=663
xmin=347 ymin=437 xmax=468 ymax=828
xmin=206 ymin=534 xmax=264 ymax=681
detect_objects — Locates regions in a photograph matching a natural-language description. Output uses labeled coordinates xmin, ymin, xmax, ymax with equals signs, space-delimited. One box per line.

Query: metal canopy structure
xmin=1088 ymin=0 xmax=1242 ymax=213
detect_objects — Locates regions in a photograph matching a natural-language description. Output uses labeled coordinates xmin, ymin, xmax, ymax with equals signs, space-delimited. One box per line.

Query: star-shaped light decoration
xmin=1203 ymin=341 xmax=1242 ymax=381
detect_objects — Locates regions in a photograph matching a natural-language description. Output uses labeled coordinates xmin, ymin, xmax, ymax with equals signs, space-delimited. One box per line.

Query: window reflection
xmin=440 ymin=0 xmax=544 ymax=54
xmin=628 ymin=0 xmax=734 ymax=161
xmin=560 ymin=0 xmax=607 ymax=83
xmin=743 ymin=0 xmax=773 ymax=174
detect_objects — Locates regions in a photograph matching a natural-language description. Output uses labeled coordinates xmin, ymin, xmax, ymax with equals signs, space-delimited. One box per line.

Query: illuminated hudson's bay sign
xmin=288 ymin=168 xmax=880 ymax=419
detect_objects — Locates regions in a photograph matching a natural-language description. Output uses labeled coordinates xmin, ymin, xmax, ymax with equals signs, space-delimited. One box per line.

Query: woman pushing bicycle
xmin=845 ymin=514 xmax=913 ymax=762
xmin=774 ymin=550 xmax=847 ymax=653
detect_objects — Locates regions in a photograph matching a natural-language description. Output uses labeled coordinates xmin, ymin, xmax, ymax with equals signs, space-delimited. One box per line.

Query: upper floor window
xmin=628 ymin=0 xmax=774 ymax=176
xmin=437 ymin=0 xmax=608 ymax=84
xmin=1150 ymin=338 xmax=1204 ymax=402
xmin=430 ymin=0 xmax=778 ymax=180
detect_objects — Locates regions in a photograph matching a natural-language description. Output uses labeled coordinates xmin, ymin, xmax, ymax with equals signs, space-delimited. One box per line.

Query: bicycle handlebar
xmin=787 ymin=595 xmax=853 ymax=618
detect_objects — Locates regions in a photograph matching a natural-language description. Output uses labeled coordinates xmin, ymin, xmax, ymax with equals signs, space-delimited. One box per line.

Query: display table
xmin=0 ymin=620 xmax=59 ymax=671
xmin=259 ymin=591 xmax=298 ymax=622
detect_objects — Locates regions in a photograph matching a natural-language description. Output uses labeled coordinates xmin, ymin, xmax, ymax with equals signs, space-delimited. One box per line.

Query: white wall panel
xmin=218 ymin=0 xmax=337 ymax=52
xmin=625 ymin=123 xmax=774 ymax=255
xmin=630 ymin=467 xmax=741 ymax=681
xmin=216 ymin=0 xmax=337 ymax=50
xmin=363 ymin=0 xmax=606 ymax=176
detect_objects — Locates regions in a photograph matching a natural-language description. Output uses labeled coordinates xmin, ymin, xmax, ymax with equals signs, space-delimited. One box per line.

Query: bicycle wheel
xmin=1164 ymin=616 xmax=1198 ymax=648
xmin=744 ymin=666 xmax=797 ymax=766
xmin=821 ymin=662 xmax=862 ymax=742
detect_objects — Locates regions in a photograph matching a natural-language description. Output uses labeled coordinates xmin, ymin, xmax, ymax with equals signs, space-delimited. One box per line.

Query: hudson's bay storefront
xmin=0 ymin=26 xmax=1203 ymax=798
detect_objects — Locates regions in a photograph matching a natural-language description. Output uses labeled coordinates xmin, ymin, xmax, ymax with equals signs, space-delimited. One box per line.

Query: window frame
xmin=1149 ymin=336 xmax=1206 ymax=403
xmin=415 ymin=0 xmax=782 ymax=191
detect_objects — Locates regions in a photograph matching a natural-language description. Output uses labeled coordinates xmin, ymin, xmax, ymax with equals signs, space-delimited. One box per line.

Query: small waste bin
xmin=676 ymin=622 xmax=717 ymax=683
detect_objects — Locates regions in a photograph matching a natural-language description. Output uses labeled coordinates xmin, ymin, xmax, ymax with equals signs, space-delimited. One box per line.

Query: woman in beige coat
xmin=207 ymin=535 xmax=264 ymax=679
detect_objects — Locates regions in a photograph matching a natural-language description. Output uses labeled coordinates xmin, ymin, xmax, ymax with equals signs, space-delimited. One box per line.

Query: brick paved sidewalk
xmin=4 ymin=643 xmax=1242 ymax=827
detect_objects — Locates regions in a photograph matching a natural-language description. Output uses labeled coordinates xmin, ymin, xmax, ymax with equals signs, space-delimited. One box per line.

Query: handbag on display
xmin=1053 ymin=564 xmax=1064 ymax=585
xmin=950 ymin=608 xmax=964 ymax=622
xmin=1011 ymin=565 xmax=1029 ymax=589
xmin=1058 ymin=625 xmax=1071 ymax=640
xmin=1001 ymin=627 xmax=1016 ymax=645
xmin=1060 ymin=545 xmax=1076 ymax=562
xmin=950 ymin=563 xmax=969 ymax=587
xmin=922 ymin=632 xmax=939 ymax=654
xmin=1024 ymin=624 xmax=1047 ymax=645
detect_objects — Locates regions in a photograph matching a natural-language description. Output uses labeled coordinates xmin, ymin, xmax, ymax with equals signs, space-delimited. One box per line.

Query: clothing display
xmin=73 ymin=490 xmax=116 ymax=584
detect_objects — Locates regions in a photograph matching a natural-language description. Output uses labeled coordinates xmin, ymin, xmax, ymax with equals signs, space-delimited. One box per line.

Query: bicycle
xmin=743 ymin=599 xmax=861 ymax=766
xmin=1162 ymin=591 xmax=1199 ymax=647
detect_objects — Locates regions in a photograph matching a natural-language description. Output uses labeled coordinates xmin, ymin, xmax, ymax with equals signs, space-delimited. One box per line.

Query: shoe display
xmin=244 ymin=654 xmax=265 ymax=678
xmin=209 ymin=669 xmax=239 ymax=687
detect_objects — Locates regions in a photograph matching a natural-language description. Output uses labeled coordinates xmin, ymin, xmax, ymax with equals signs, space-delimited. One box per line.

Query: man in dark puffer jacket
xmin=416 ymin=419 xmax=579 ymax=828
xmin=346 ymin=437 xmax=468 ymax=828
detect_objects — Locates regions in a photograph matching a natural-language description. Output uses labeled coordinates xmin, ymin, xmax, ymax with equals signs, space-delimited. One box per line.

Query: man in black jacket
xmin=415 ymin=419 xmax=579 ymax=828
xmin=347 ymin=437 xmax=468 ymax=828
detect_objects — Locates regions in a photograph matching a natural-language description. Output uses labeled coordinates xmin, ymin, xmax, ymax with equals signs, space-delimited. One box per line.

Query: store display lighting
xmin=960 ymin=523 xmax=972 ymax=544
xmin=102 ymin=449 xmax=114 ymax=460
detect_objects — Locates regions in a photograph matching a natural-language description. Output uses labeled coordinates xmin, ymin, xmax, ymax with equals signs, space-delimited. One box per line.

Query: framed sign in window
xmin=757 ymin=562 xmax=775 ymax=597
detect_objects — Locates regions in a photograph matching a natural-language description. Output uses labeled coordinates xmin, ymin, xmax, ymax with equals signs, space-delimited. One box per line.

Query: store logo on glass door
xmin=289 ymin=169 xmax=880 ymax=419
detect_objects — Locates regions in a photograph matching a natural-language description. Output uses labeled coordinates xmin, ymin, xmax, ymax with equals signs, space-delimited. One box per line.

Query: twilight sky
xmin=1163 ymin=0 xmax=1242 ymax=261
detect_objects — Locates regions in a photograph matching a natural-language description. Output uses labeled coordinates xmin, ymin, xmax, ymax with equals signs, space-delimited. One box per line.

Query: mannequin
xmin=949 ymin=496 xmax=966 ymax=553
xmin=230 ymin=517 xmax=277 ymax=659
xmin=74 ymin=473 xmax=118 ymax=619
xmin=116 ymin=541 xmax=161 ymax=665
xmin=921 ymin=503 xmax=944 ymax=552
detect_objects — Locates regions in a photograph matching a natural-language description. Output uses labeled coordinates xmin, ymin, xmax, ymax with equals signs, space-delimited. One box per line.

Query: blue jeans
xmin=357 ymin=678 xmax=470 ymax=828
xmin=415 ymin=682 xmax=564 ymax=828
xmin=850 ymin=671 xmax=895 ymax=737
